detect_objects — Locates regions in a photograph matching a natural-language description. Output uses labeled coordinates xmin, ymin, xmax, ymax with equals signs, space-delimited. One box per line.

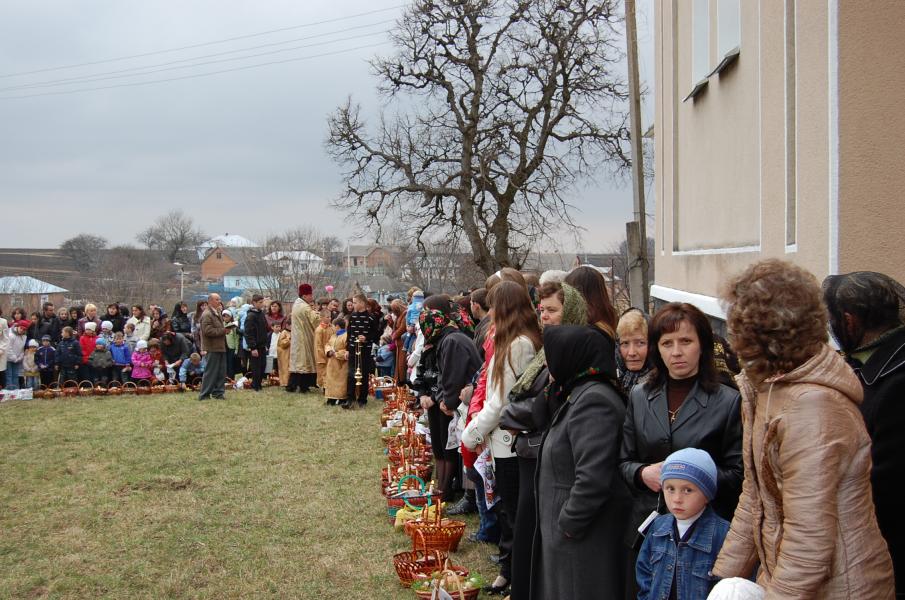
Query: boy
xmin=109 ymin=332 xmax=132 ymax=383
xmin=57 ymin=326 xmax=82 ymax=383
xmin=179 ymin=352 xmax=205 ymax=385
xmin=636 ymin=448 xmax=730 ymax=600
xmin=36 ymin=335 xmax=57 ymax=387
xmin=314 ymin=309 xmax=332 ymax=390
xmin=123 ymin=322 xmax=139 ymax=352
xmin=324 ymin=316 xmax=348 ymax=406
xmin=89 ymin=337 xmax=114 ymax=385
xmin=343 ymin=294 xmax=378 ymax=408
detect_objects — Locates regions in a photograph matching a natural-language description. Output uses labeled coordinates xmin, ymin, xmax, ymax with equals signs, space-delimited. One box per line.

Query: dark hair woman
xmin=266 ymin=300 xmax=286 ymax=332
xmin=498 ymin=282 xmax=588 ymax=600
xmin=564 ymin=266 xmax=618 ymax=338
xmin=823 ymin=271 xmax=905 ymax=592
xmin=190 ymin=300 xmax=207 ymax=351
xmin=170 ymin=302 xmax=191 ymax=334
xmin=531 ymin=326 xmax=632 ymax=599
xmin=127 ymin=305 xmax=151 ymax=342
xmin=714 ymin=260 xmax=895 ymax=597
xmin=415 ymin=294 xmax=481 ymax=502
xmin=149 ymin=306 xmax=170 ymax=341
xmin=342 ymin=298 xmax=354 ymax=317
xmin=106 ymin=303 xmax=126 ymax=334
xmin=618 ymin=302 xmax=743 ymax=599
xmin=462 ymin=281 xmax=541 ymax=595
xmin=389 ymin=299 xmax=408 ymax=384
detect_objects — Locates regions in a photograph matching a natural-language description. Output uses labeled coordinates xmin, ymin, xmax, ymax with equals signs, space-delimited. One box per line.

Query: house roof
xmin=264 ymin=250 xmax=324 ymax=262
xmin=347 ymin=245 xmax=405 ymax=257
xmin=197 ymin=234 xmax=258 ymax=259
xmin=0 ymin=275 xmax=68 ymax=294
xmin=223 ymin=264 xmax=256 ymax=277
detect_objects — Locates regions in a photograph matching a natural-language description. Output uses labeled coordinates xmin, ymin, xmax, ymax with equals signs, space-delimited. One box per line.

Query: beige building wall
xmin=837 ymin=1 xmax=905 ymax=278
xmin=652 ymin=0 xmax=905 ymax=317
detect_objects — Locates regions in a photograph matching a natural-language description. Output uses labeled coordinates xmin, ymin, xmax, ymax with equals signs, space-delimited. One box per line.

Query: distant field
xmin=0 ymin=390 xmax=494 ymax=599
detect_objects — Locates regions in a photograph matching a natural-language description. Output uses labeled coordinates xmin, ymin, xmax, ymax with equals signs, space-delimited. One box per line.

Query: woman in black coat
xmin=530 ymin=325 xmax=632 ymax=600
xmin=170 ymin=302 xmax=192 ymax=335
xmin=618 ymin=302 xmax=742 ymax=598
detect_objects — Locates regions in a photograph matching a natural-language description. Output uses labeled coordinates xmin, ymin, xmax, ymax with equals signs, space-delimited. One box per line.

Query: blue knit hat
xmin=95 ymin=337 xmax=107 ymax=347
xmin=660 ymin=448 xmax=718 ymax=501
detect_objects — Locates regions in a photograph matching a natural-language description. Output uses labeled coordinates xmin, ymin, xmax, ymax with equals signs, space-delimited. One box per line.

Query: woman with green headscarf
xmin=498 ymin=281 xmax=587 ymax=600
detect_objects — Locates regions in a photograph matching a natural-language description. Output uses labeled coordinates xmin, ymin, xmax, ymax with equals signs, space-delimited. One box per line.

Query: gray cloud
xmin=0 ymin=0 xmax=650 ymax=253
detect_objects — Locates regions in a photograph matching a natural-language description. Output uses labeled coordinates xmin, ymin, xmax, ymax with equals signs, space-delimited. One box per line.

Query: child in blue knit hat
xmin=636 ymin=448 xmax=731 ymax=600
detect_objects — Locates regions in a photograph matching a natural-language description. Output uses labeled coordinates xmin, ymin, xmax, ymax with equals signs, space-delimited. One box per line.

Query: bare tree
xmin=327 ymin=0 xmax=629 ymax=276
xmin=60 ymin=234 xmax=108 ymax=272
xmin=137 ymin=210 xmax=206 ymax=263
xmin=77 ymin=245 xmax=174 ymax=307
xmin=234 ymin=227 xmax=335 ymax=302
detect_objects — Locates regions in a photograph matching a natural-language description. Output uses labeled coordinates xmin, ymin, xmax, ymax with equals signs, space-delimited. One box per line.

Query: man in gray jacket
xmin=198 ymin=293 xmax=227 ymax=400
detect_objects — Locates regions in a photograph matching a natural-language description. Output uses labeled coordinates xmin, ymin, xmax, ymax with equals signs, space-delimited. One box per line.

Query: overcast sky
xmin=0 ymin=0 xmax=653 ymax=253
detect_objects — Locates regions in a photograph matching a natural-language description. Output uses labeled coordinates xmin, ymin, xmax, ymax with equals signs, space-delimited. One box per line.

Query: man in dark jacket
xmin=825 ymin=271 xmax=905 ymax=597
xmin=36 ymin=302 xmax=62 ymax=343
xmin=243 ymin=294 xmax=270 ymax=391
xmin=160 ymin=332 xmax=193 ymax=382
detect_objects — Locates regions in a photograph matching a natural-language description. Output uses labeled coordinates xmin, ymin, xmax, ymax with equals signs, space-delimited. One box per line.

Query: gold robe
xmin=314 ymin=323 xmax=332 ymax=388
xmin=324 ymin=331 xmax=348 ymax=401
xmin=288 ymin=297 xmax=319 ymax=374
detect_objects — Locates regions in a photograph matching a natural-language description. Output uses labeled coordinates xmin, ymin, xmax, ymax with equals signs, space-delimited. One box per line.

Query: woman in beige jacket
xmin=715 ymin=259 xmax=894 ymax=599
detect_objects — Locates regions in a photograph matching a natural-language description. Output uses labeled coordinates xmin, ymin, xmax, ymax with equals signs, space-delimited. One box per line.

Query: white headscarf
xmin=706 ymin=578 xmax=765 ymax=600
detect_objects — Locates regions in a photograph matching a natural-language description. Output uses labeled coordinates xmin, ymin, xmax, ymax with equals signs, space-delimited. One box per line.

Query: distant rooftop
xmin=0 ymin=275 xmax=68 ymax=294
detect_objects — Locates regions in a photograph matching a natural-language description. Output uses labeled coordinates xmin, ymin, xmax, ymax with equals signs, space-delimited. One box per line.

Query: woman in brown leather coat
xmin=715 ymin=259 xmax=894 ymax=598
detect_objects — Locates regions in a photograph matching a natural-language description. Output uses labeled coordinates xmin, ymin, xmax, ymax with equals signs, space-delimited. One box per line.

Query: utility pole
xmin=625 ymin=0 xmax=650 ymax=310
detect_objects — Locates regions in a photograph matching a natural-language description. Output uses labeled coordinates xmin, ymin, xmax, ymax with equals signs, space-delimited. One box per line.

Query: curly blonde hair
xmin=722 ymin=259 xmax=828 ymax=383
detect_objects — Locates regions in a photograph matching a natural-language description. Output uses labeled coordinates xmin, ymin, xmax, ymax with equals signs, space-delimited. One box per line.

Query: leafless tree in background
xmin=327 ymin=0 xmax=630 ymax=276
xmin=60 ymin=234 xmax=108 ymax=271
xmin=235 ymin=227 xmax=340 ymax=302
xmin=137 ymin=209 xmax=206 ymax=263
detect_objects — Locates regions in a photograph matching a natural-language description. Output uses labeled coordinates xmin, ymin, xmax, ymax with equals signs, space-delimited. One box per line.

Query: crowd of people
xmin=1 ymin=260 xmax=903 ymax=599
xmin=329 ymin=262 xmax=900 ymax=600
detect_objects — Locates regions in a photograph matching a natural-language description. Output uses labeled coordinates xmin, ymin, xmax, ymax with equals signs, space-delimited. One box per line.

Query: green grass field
xmin=0 ymin=390 xmax=496 ymax=599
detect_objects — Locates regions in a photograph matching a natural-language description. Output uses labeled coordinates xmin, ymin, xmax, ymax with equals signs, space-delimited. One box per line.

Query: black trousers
xmin=248 ymin=349 xmax=266 ymax=390
xmin=286 ymin=372 xmax=316 ymax=393
xmin=493 ymin=456 xmax=520 ymax=582
xmin=510 ymin=456 xmax=537 ymax=600
xmin=346 ymin=352 xmax=374 ymax=404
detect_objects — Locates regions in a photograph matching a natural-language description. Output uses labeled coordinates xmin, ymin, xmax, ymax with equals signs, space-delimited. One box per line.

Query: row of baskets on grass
xmin=28 ymin=372 xmax=285 ymax=399
xmin=375 ymin=380 xmax=485 ymax=599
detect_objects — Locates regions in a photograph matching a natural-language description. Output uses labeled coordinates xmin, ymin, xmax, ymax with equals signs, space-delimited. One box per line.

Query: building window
xmin=217 ymin=252 xmax=222 ymax=259
xmin=785 ymin=0 xmax=797 ymax=247
xmin=692 ymin=0 xmax=710 ymax=86
xmin=717 ymin=0 xmax=741 ymax=57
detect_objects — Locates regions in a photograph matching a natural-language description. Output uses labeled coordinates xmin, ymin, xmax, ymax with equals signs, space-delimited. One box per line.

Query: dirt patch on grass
xmin=114 ymin=476 xmax=194 ymax=496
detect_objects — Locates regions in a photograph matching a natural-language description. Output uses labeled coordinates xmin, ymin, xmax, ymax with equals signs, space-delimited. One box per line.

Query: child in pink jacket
xmin=130 ymin=340 xmax=154 ymax=383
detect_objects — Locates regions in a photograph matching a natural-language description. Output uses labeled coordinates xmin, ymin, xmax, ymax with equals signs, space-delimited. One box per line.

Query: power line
xmin=0 ymin=30 xmax=390 ymax=93
xmin=0 ymin=5 xmax=404 ymax=79
xmin=0 ymin=42 xmax=387 ymax=100
xmin=1 ymin=20 xmax=394 ymax=93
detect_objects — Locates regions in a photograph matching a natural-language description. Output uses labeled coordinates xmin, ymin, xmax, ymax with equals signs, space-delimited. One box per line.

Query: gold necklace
xmin=668 ymin=407 xmax=680 ymax=423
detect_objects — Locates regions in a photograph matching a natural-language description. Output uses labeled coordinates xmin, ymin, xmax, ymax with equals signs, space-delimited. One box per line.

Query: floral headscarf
xmin=419 ymin=306 xmax=474 ymax=345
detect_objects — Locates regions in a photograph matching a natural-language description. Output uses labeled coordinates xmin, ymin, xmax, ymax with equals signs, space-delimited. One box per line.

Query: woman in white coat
xmin=462 ymin=280 xmax=541 ymax=596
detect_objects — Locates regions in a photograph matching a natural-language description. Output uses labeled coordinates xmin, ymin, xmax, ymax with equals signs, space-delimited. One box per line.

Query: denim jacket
xmin=636 ymin=506 xmax=729 ymax=600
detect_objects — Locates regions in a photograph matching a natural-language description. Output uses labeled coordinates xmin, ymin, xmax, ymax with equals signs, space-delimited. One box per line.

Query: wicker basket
xmin=411 ymin=568 xmax=479 ymax=600
xmin=150 ymin=380 xmax=167 ymax=394
xmin=94 ymin=382 xmax=108 ymax=396
xmin=78 ymin=380 xmax=95 ymax=397
xmin=404 ymin=501 xmax=466 ymax=552
xmin=61 ymin=380 xmax=79 ymax=398
xmin=135 ymin=380 xmax=152 ymax=396
xmin=393 ymin=531 xmax=468 ymax=588
xmin=107 ymin=381 xmax=123 ymax=396
xmin=122 ymin=381 xmax=137 ymax=395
